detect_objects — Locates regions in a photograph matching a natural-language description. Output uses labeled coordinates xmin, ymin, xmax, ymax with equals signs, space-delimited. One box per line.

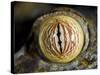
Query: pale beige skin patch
xmin=39 ymin=15 xmax=84 ymax=63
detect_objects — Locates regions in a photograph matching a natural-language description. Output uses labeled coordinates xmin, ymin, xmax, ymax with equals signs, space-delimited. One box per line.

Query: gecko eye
xmin=33 ymin=8 xmax=89 ymax=63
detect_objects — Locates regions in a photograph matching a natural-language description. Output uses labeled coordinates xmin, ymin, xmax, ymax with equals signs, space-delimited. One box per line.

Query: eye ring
xmin=33 ymin=7 xmax=89 ymax=63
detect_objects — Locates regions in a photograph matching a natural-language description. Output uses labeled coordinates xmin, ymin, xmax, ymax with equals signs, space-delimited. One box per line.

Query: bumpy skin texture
xmin=15 ymin=7 xmax=97 ymax=73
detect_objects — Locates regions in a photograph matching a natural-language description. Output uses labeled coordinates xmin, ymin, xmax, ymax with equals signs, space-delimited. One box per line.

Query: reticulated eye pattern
xmin=39 ymin=16 xmax=83 ymax=61
xmin=38 ymin=9 xmax=86 ymax=63
xmin=45 ymin=19 xmax=78 ymax=57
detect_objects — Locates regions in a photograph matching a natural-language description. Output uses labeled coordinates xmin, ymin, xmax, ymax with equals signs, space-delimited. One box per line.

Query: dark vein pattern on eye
xmin=42 ymin=19 xmax=79 ymax=58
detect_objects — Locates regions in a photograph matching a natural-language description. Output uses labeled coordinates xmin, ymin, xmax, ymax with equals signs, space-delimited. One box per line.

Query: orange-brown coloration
xmin=43 ymin=19 xmax=79 ymax=58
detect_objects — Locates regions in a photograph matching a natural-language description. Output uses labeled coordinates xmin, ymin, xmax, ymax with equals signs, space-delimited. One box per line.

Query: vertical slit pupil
xmin=57 ymin=22 xmax=62 ymax=54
